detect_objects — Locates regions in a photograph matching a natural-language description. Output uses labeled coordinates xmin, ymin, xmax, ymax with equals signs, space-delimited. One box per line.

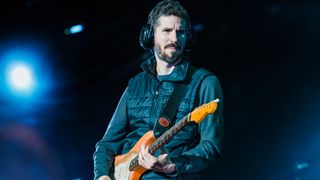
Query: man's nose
xmin=169 ymin=31 xmax=178 ymax=43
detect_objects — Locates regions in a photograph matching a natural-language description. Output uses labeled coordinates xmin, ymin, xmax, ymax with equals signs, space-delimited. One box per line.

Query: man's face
xmin=153 ymin=15 xmax=187 ymax=64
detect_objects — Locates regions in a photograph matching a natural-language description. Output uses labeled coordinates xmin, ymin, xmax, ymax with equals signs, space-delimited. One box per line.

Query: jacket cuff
xmin=94 ymin=168 xmax=110 ymax=180
xmin=168 ymin=156 xmax=190 ymax=177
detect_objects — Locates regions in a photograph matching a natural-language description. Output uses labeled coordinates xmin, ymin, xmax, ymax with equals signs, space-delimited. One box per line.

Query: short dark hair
xmin=147 ymin=0 xmax=191 ymax=30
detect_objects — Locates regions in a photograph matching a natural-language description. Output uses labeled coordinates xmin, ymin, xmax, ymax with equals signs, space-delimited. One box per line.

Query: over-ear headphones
xmin=139 ymin=24 xmax=154 ymax=50
xmin=139 ymin=1 xmax=194 ymax=52
xmin=139 ymin=21 xmax=194 ymax=52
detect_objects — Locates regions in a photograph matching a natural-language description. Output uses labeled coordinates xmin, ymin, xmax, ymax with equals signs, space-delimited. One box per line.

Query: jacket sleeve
xmin=93 ymin=88 xmax=129 ymax=180
xmin=171 ymin=75 xmax=224 ymax=175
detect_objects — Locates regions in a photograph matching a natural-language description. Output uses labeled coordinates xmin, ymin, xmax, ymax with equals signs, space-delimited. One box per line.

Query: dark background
xmin=1 ymin=0 xmax=320 ymax=179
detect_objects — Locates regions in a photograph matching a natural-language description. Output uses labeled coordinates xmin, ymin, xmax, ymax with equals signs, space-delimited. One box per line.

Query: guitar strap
xmin=153 ymin=67 xmax=195 ymax=138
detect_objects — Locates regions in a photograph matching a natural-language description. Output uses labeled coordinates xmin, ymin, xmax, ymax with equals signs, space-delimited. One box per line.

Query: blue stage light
xmin=70 ymin=24 xmax=84 ymax=34
xmin=7 ymin=63 xmax=34 ymax=91
xmin=0 ymin=46 xmax=54 ymax=102
xmin=65 ymin=24 xmax=84 ymax=35
xmin=4 ymin=61 xmax=37 ymax=98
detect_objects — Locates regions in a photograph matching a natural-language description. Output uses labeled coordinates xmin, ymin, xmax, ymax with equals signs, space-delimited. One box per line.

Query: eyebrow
xmin=162 ymin=27 xmax=185 ymax=31
xmin=163 ymin=27 xmax=173 ymax=31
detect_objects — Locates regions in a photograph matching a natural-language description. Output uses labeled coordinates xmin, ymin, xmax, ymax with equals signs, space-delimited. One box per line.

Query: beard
xmin=154 ymin=43 xmax=182 ymax=65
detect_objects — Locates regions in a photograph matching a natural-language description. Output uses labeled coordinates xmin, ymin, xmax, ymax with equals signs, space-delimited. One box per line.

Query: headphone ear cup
xmin=139 ymin=24 xmax=154 ymax=50
xmin=184 ymin=29 xmax=194 ymax=51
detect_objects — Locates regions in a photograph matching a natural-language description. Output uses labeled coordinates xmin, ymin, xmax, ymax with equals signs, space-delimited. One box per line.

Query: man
xmin=93 ymin=0 xmax=223 ymax=179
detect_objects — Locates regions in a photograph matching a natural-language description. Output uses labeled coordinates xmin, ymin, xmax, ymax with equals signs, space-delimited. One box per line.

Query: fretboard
xmin=148 ymin=114 xmax=190 ymax=154
xmin=129 ymin=113 xmax=190 ymax=171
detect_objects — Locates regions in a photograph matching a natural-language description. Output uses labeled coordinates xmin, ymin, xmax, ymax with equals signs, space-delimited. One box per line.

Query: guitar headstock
xmin=190 ymin=99 xmax=219 ymax=124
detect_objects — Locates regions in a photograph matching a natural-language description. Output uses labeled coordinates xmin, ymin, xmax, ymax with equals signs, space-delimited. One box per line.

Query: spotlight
xmin=8 ymin=63 xmax=34 ymax=91
xmin=0 ymin=45 xmax=54 ymax=107
xmin=64 ymin=24 xmax=84 ymax=35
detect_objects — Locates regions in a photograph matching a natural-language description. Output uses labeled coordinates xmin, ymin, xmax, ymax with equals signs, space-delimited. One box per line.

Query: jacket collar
xmin=140 ymin=55 xmax=190 ymax=82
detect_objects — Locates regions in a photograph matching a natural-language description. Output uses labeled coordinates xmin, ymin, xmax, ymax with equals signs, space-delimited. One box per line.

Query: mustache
xmin=165 ymin=43 xmax=181 ymax=50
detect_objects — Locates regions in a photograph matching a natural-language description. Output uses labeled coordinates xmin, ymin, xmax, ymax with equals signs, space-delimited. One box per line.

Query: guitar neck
xmin=148 ymin=113 xmax=190 ymax=154
xmin=129 ymin=114 xmax=190 ymax=171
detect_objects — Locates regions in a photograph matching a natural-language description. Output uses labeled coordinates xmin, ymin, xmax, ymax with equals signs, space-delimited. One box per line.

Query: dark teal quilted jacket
xmin=93 ymin=56 xmax=223 ymax=179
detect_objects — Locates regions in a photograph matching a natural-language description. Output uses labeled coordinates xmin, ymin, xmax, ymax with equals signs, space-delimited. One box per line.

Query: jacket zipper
xmin=149 ymin=81 xmax=161 ymax=129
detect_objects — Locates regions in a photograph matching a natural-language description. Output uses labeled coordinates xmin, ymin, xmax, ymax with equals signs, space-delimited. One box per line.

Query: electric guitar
xmin=113 ymin=99 xmax=220 ymax=180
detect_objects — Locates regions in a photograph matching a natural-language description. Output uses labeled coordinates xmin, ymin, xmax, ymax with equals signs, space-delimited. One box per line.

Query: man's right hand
xmin=139 ymin=143 xmax=176 ymax=174
xmin=98 ymin=175 xmax=111 ymax=180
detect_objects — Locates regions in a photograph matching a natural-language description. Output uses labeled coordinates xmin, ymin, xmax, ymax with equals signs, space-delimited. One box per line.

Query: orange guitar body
xmin=114 ymin=131 xmax=155 ymax=180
